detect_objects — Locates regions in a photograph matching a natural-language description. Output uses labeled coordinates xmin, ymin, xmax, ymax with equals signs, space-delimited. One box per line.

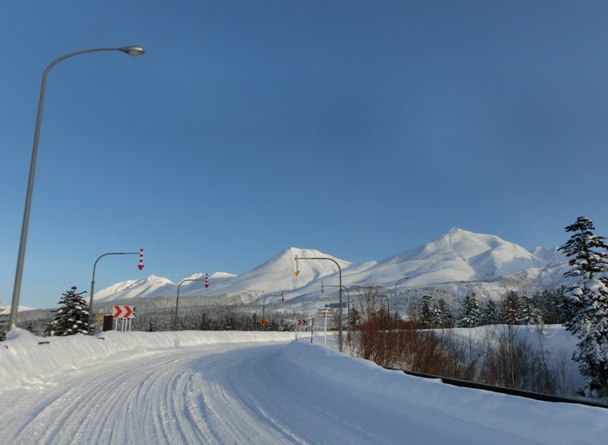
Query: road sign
xmin=113 ymin=305 xmax=134 ymax=319
xmin=317 ymin=308 xmax=335 ymax=318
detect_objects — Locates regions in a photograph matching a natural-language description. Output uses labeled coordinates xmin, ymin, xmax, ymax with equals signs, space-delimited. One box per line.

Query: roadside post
xmin=317 ymin=307 xmax=335 ymax=346
xmin=113 ymin=305 xmax=135 ymax=331
xmin=98 ymin=310 xmax=104 ymax=335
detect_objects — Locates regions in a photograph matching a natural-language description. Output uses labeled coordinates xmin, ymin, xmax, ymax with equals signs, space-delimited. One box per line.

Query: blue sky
xmin=2 ymin=1 xmax=608 ymax=309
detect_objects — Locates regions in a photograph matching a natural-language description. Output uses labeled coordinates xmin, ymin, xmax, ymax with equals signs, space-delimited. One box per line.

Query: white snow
xmin=88 ymin=229 xmax=568 ymax=307
xmin=1 ymin=328 xmax=606 ymax=444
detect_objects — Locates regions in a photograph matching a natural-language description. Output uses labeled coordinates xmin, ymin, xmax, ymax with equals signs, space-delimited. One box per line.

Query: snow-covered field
xmin=1 ymin=328 xmax=606 ymax=444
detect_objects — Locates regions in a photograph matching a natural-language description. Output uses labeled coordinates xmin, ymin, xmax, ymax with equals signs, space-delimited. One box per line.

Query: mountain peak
xmin=93 ymin=231 xmax=566 ymax=305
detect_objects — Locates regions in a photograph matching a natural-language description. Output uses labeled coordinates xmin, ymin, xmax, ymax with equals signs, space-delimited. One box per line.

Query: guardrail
xmin=385 ymin=367 xmax=608 ymax=409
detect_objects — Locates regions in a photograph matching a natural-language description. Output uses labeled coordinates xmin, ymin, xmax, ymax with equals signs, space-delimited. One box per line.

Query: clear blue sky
xmin=2 ymin=1 xmax=608 ymax=309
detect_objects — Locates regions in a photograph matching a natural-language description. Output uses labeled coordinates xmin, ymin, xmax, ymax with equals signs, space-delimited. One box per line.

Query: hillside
xmin=92 ymin=228 xmax=568 ymax=306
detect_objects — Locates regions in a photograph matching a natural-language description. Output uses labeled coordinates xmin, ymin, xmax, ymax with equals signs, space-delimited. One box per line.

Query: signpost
xmin=98 ymin=310 xmax=104 ymax=335
xmin=317 ymin=307 xmax=335 ymax=346
xmin=113 ymin=305 xmax=135 ymax=331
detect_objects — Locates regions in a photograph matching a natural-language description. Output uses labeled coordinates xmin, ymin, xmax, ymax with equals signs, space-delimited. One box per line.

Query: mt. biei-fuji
xmin=92 ymin=228 xmax=568 ymax=306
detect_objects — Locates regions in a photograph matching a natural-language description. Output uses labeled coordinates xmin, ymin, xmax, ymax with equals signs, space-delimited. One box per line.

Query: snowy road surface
xmin=1 ymin=330 xmax=607 ymax=444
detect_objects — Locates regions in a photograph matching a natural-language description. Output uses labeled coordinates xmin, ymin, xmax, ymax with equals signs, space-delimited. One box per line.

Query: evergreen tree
xmin=392 ymin=310 xmax=400 ymax=326
xmin=0 ymin=306 xmax=7 ymax=341
xmin=500 ymin=291 xmax=520 ymax=325
xmin=481 ymin=299 xmax=499 ymax=325
xmin=349 ymin=305 xmax=362 ymax=330
xmin=518 ymin=294 xmax=543 ymax=325
xmin=46 ymin=287 xmax=89 ymax=336
xmin=459 ymin=293 xmax=481 ymax=327
xmin=531 ymin=289 xmax=564 ymax=324
xmin=418 ymin=294 xmax=439 ymax=329
xmin=559 ymin=216 xmax=608 ymax=396
xmin=436 ymin=298 xmax=454 ymax=328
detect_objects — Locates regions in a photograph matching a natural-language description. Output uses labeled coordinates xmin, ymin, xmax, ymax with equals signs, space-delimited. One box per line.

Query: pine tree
xmin=531 ymin=289 xmax=564 ymax=324
xmin=481 ymin=299 xmax=499 ymax=325
xmin=436 ymin=298 xmax=454 ymax=328
xmin=349 ymin=305 xmax=362 ymax=330
xmin=518 ymin=294 xmax=543 ymax=325
xmin=459 ymin=293 xmax=481 ymax=327
xmin=46 ymin=287 xmax=89 ymax=336
xmin=418 ymin=294 xmax=438 ymax=329
xmin=0 ymin=306 xmax=7 ymax=341
xmin=500 ymin=291 xmax=520 ymax=325
xmin=559 ymin=216 xmax=608 ymax=397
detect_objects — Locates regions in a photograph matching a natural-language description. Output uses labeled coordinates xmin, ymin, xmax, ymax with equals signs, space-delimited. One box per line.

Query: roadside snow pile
xmin=0 ymin=329 xmax=293 ymax=392
xmin=283 ymin=341 xmax=608 ymax=445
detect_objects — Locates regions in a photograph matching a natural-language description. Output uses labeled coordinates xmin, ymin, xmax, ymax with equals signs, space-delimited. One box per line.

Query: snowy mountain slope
xmin=93 ymin=275 xmax=175 ymax=302
xmin=361 ymin=228 xmax=547 ymax=285
xmin=94 ymin=228 xmax=568 ymax=305
xmin=218 ymin=247 xmax=352 ymax=296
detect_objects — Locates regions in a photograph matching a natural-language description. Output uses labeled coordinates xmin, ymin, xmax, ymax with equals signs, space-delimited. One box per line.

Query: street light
xmin=394 ymin=277 xmax=409 ymax=299
xmin=89 ymin=250 xmax=143 ymax=334
xmin=175 ymin=278 xmax=204 ymax=331
xmin=8 ymin=46 xmax=145 ymax=330
xmin=261 ymin=292 xmax=284 ymax=329
xmin=294 ymin=255 xmax=343 ymax=352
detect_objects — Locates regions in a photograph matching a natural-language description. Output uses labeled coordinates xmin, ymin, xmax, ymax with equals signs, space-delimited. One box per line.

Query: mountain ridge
xmin=93 ymin=228 xmax=568 ymax=304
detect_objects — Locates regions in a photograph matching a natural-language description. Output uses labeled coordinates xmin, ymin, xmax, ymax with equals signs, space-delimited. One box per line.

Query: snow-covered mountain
xmin=94 ymin=228 xmax=569 ymax=304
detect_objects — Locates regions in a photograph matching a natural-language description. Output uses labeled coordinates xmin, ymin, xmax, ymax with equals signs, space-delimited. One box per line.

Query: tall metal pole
xmin=294 ymin=255 xmax=343 ymax=351
xmin=394 ymin=277 xmax=409 ymax=299
xmin=261 ymin=292 xmax=284 ymax=329
xmin=321 ymin=283 xmax=350 ymax=343
xmin=175 ymin=278 xmax=204 ymax=331
xmin=89 ymin=251 xmax=141 ymax=334
xmin=9 ymin=46 xmax=145 ymax=330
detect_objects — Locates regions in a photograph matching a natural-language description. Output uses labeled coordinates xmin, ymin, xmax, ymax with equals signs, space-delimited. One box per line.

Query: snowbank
xmin=283 ymin=341 xmax=608 ymax=444
xmin=0 ymin=329 xmax=293 ymax=392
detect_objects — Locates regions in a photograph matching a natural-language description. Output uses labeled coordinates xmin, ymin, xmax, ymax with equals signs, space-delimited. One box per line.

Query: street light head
xmin=120 ymin=46 xmax=145 ymax=57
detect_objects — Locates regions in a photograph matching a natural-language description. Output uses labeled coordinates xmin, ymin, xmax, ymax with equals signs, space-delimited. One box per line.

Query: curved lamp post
xmin=394 ymin=276 xmax=409 ymax=299
xmin=89 ymin=251 xmax=143 ymax=334
xmin=175 ymin=278 xmax=204 ymax=331
xmin=294 ymin=255 xmax=343 ymax=351
xmin=8 ymin=46 xmax=145 ymax=330
xmin=261 ymin=292 xmax=284 ymax=329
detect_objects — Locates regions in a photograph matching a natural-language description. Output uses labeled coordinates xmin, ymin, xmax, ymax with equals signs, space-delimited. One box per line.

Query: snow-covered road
xmin=1 ymin=330 xmax=607 ymax=444
xmin=2 ymin=342 xmax=436 ymax=444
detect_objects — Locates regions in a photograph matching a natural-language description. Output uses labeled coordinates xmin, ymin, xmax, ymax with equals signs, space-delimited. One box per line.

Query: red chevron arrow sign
xmin=113 ymin=305 xmax=134 ymax=319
